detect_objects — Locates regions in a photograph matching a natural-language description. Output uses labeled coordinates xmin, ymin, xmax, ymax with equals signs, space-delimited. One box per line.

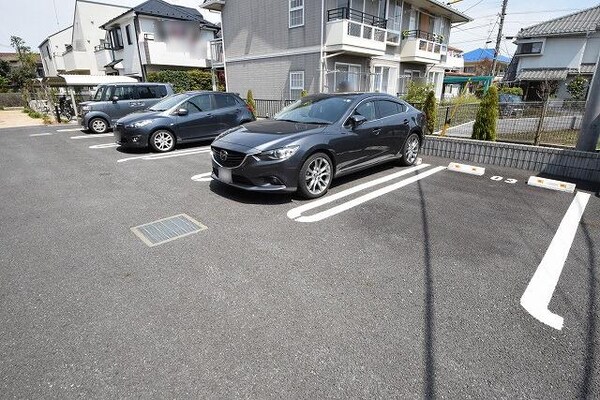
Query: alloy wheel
xmin=304 ymin=156 xmax=331 ymax=195
xmin=90 ymin=118 xmax=107 ymax=133
xmin=405 ymin=135 xmax=420 ymax=164
xmin=153 ymin=131 xmax=174 ymax=152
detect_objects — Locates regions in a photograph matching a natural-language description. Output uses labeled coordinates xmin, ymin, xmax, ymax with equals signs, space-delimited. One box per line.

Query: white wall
xmin=517 ymin=36 xmax=586 ymax=70
xmin=39 ymin=27 xmax=73 ymax=77
xmin=582 ymin=34 xmax=600 ymax=64
xmin=106 ymin=13 xmax=142 ymax=77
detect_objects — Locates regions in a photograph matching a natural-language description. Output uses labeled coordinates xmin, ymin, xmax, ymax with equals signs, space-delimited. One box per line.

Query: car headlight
xmin=81 ymin=105 xmax=91 ymax=111
xmin=126 ymin=119 xmax=153 ymax=129
xmin=254 ymin=145 xmax=300 ymax=161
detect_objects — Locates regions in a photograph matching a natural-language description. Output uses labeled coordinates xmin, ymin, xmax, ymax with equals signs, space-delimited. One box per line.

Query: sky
xmin=0 ymin=0 xmax=597 ymax=58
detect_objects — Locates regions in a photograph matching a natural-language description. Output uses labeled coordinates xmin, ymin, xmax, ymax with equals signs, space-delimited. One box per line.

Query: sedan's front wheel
xmin=399 ymin=133 xmax=420 ymax=166
xmin=149 ymin=130 xmax=175 ymax=152
xmin=298 ymin=153 xmax=333 ymax=199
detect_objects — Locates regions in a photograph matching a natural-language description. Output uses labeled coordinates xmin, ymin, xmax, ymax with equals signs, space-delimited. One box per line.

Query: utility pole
xmin=576 ymin=47 xmax=600 ymax=152
xmin=491 ymin=0 xmax=508 ymax=77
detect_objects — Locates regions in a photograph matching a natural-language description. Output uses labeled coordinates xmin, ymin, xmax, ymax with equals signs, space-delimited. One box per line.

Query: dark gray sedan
xmin=211 ymin=93 xmax=425 ymax=198
xmin=114 ymin=91 xmax=255 ymax=152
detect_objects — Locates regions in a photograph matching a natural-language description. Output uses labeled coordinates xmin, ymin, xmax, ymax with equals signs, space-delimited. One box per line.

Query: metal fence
xmin=254 ymin=99 xmax=295 ymax=118
xmin=411 ymin=100 xmax=587 ymax=148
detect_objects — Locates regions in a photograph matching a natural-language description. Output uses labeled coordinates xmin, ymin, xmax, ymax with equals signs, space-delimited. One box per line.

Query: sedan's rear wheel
xmin=149 ymin=130 xmax=175 ymax=152
xmin=298 ymin=153 xmax=333 ymax=199
xmin=399 ymin=133 xmax=420 ymax=166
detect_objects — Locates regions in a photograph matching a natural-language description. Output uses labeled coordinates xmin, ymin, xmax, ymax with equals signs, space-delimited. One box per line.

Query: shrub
xmin=566 ymin=75 xmax=588 ymax=100
xmin=147 ymin=69 xmax=213 ymax=92
xmin=498 ymin=86 xmax=523 ymax=97
xmin=246 ymin=89 xmax=256 ymax=117
xmin=403 ymin=81 xmax=433 ymax=105
xmin=472 ymin=85 xmax=499 ymax=141
xmin=28 ymin=110 xmax=42 ymax=119
xmin=301 ymin=90 xmax=308 ymax=97
xmin=423 ymin=90 xmax=437 ymax=134
xmin=42 ymin=114 xmax=52 ymax=124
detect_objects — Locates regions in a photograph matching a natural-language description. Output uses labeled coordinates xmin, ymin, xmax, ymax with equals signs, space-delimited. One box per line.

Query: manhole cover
xmin=131 ymin=214 xmax=207 ymax=247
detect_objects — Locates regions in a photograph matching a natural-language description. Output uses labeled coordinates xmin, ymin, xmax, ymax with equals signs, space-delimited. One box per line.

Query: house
xmin=60 ymin=0 xmax=130 ymax=75
xmin=444 ymin=46 xmax=464 ymax=73
xmin=0 ymin=52 xmax=44 ymax=78
xmin=504 ymin=4 xmax=600 ymax=100
xmin=463 ymin=48 xmax=510 ymax=77
xmin=201 ymin=0 xmax=471 ymax=100
xmin=99 ymin=0 xmax=220 ymax=80
xmin=38 ymin=26 xmax=73 ymax=77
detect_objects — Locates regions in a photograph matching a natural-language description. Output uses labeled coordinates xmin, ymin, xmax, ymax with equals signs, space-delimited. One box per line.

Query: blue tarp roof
xmin=463 ymin=48 xmax=511 ymax=64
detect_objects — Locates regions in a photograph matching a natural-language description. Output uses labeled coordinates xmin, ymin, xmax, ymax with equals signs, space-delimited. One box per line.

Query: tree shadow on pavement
xmin=417 ymin=179 xmax=437 ymax=399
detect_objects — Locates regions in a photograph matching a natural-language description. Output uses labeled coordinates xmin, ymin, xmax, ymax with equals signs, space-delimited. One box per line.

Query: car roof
xmin=304 ymin=92 xmax=402 ymax=101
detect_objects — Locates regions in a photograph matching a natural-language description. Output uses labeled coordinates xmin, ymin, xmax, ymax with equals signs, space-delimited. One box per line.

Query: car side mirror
xmin=176 ymin=108 xmax=188 ymax=116
xmin=111 ymin=96 xmax=119 ymax=103
xmin=349 ymin=114 xmax=367 ymax=128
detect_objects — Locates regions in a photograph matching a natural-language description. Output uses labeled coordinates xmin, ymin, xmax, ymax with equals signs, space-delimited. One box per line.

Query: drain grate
xmin=131 ymin=214 xmax=207 ymax=247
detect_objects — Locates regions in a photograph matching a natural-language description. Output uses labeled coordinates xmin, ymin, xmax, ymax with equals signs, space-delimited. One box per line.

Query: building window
xmin=110 ymin=27 xmax=123 ymax=49
xmin=125 ymin=25 xmax=132 ymax=45
xmin=517 ymin=41 xmax=543 ymax=55
xmin=335 ymin=63 xmax=362 ymax=92
xmin=289 ymin=0 xmax=304 ymax=28
xmin=46 ymin=45 xmax=52 ymax=59
xmin=290 ymin=71 xmax=304 ymax=99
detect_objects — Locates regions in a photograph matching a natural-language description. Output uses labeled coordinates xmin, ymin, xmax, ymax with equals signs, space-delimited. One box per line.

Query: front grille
xmin=212 ymin=146 xmax=247 ymax=168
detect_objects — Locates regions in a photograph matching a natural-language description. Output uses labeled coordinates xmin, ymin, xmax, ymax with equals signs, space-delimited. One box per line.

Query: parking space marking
xmin=71 ymin=133 xmax=113 ymax=139
xmin=117 ymin=147 xmax=211 ymax=163
xmin=56 ymin=128 xmax=84 ymax=132
xmin=287 ymin=164 xmax=430 ymax=220
xmin=289 ymin=165 xmax=446 ymax=223
xmin=191 ymin=172 xmax=213 ymax=182
xmin=89 ymin=143 xmax=119 ymax=149
xmin=29 ymin=133 xmax=53 ymax=137
xmin=520 ymin=191 xmax=591 ymax=330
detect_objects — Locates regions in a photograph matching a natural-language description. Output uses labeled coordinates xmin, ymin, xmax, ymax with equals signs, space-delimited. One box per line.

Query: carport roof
xmin=516 ymin=68 xmax=569 ymax=81
xmin=44 ymin=74 xmax=138 ymax=86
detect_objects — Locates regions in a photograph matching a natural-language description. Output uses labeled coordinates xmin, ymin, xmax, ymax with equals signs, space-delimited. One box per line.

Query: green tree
xmin=498 ymin=86 xmax=523 ymax=97
xmin=423 ymin=90 xmax=437 ymax=134
xmin=0 ymin=60 xmax=10 ymax=78
xmin=402 ymin=81 xmax=433 ymax=105
xmin=472 ymin=85 xmax=499 ymax=141
xmin=0 ymin=76 xmax=9 ymax=93
xmin=246 ymin=89 xmax=256 ymax=117
xmin=566 ymin=75 xmax=588 ymax=100
xmin=8 ymin=36 xmax=37 ymax=91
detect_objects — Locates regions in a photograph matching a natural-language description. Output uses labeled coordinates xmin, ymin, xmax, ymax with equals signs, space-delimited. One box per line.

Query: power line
xmin=52 ymin=0 xmax=60 ymax=28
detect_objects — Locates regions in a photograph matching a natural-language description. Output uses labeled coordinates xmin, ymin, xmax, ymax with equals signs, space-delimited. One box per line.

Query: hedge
xmin=147 ymin=70 xmax=213 ymax=93
xmin=0 ymin=92 xmax=24 ymax=107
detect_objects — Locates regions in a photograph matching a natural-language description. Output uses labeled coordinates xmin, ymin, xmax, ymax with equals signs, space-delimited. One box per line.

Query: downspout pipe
xmin=133 ymin=13 xmax=146 ymax=81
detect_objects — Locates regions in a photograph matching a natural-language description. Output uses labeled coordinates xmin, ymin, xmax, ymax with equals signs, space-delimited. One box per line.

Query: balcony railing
xmin=401 ymin=30 xmax=446 ymax=44
xmin=209 ymin=39 xmax=224 ymax=66
xmin=327 ymin=7 xmax=387 ymax=29
xmin=94 ymin=42 xmax=114 ymax=52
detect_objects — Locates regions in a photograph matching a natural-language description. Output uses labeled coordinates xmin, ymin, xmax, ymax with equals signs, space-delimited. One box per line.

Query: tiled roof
xmin=463 ymin=48 xmax=511 ymax=63
xmin=518 ymin=4 xmax=600 ymax=38
xmin=579 ymin=64 xmax=596 ymax=74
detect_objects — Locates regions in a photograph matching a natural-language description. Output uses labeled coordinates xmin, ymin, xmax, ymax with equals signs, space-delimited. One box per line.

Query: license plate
xmin=219 ymin=168 xmax=232 ymax=183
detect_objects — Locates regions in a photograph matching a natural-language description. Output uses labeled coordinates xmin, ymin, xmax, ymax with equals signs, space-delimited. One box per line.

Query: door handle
xmin=373 ymin=128 xmax=382 ymax=135
xmin=403 ymin=119 xmax=409 ymax=125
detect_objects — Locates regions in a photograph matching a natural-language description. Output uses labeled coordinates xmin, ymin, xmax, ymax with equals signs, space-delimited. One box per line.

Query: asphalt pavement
xmin=0 ymin=124 xmax=598 ymax=399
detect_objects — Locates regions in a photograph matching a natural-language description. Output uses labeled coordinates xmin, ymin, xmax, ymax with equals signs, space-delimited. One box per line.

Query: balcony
xmin=399 ymin=30 xmax=447 ymax=64
xmin=143 ymin=39 xmax=209 ymax=68
xmin=62 ymin=49 xmax=90 ymax=73
xmin=209 ymin=39 xmax=224 ymax=68
xmin=94 ymin=45 xmax=113 ymax=71
xmin=325 ymin=7 xmax=399 ymax=56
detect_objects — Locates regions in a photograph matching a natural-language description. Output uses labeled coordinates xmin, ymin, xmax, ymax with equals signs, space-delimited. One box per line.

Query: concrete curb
xmin=423 ymin=135 xmax=600 ymax=183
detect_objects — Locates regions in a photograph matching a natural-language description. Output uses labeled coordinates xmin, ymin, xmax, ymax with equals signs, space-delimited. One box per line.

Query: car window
xmin=377 ymin=100 xmax=401 ymax=118
xmin=149 ymin=85 xmax=167 ymax=98
xmin=93 ymin=86 xmax=108 ymax=101
xmin=182 ymin=100 xmax=201 ymax=114
xmin=137 ymin=86 xmax=154 ymax=99
xmin=114 ymin=85 xmax=136 ymax=100
xmin=214 ymin=94 xmax=238 ymax=109
xmin=275 ymin=96 xmax=354 ymax=124
xmin=355 ymin=101 xmax=377 ymax=121
xmin=189 ymin=94 xmax=214 ymax=112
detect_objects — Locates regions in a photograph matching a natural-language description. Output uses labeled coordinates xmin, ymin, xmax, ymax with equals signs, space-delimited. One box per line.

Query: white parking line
xmin=71 ymin=133 xmax=113 ymax=139
xmin=289 ymin=165 xmax=446 ymax=223
xmin=89 ymin=143 xmax=119 ymax=149
xmin=191 ymin=172 xmax=213 ymax=182
xmin=287 ymin=164 xmax=430 ymax=220
xmin=29 ymin=133 xmax=53 ymax=137
xmin=117 ymin=147 xmax=211 ymax=163
xmin=520 ymin=191 xmax=591 ymax=330
xmin=56 ymin=127 xmax=84 ymax=132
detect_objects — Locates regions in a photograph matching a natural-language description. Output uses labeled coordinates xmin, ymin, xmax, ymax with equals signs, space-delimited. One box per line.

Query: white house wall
xmin=40 ymin=27 xmax=73 ymax=77
xmin=517 ymin=37 xmax=586 ymax=70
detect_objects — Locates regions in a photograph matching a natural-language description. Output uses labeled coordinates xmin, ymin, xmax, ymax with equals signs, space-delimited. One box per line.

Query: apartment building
xmin=504 ymin=5 xmax=600 ymax=100
xmin=99 ymin=0 xmax=220 ymax=80
xmin=38 ymin=26 xmax=74 ymax=77
xmin=201 ymin=0 xmax=470 ymax=100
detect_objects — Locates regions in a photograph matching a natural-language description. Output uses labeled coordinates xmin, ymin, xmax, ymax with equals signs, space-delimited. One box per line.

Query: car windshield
xmin=274 ymin=97 xmax=355 ymax=124
xmin=92 ymin=86 xmax=108 ymax=101
xmin=148 ymin=94 xmax=188 ymax=111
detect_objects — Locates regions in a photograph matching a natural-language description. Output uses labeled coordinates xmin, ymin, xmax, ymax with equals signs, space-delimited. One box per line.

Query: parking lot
xmin=1 ymin=124 xmax=599 ymax=398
